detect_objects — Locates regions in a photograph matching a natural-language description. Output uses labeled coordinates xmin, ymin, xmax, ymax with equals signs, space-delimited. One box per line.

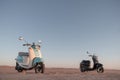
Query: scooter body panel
xmin=32 ymin=57 xmax=44 ymax=66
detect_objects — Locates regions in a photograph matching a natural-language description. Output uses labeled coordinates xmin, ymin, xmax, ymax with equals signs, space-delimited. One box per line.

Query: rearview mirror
xmin=19 ymin=36 xmax=24 ymax=41
xmin=38 ymin=40 xmax=42 ymax=44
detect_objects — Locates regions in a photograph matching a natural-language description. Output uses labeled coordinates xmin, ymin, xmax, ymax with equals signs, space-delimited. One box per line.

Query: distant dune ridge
xmin=0 ymin=66 xmax=120 ymax=80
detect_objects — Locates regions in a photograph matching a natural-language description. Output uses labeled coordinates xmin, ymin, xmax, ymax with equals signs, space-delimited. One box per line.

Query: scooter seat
xmin=19 ymin=52 xmax=29 ymax=56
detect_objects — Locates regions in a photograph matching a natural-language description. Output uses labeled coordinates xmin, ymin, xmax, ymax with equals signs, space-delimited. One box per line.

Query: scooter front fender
xmin=32 ymin=57 xmax=44 ymax=66
xmin=96 ymin=63 xmax=103 ymax=68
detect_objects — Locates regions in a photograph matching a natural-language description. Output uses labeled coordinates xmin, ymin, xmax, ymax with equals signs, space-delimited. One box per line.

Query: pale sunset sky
xmin=0 ymin=0 xmax=120 ymax=69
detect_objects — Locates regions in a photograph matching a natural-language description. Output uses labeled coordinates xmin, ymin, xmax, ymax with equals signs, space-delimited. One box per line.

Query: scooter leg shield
xmin=32 ymin=57 xmax=44 ymax=66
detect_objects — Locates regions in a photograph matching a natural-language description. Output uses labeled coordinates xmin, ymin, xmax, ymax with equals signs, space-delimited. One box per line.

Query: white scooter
xmin=15 ymin=37 xmax=45 ymax=73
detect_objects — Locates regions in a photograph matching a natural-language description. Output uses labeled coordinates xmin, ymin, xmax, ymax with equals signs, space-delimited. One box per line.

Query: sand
xmin=0 ymin=66 xmax=120 ymax=80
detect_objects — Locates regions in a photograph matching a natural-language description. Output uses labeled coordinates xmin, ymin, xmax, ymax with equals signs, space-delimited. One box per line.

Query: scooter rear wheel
xmin=80 ymin=64 xmax=85 ymax=72
xmin=16 ymin=63 xmax=23 ymax=72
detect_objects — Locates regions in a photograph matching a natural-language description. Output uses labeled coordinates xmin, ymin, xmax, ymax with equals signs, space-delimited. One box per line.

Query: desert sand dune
xmin=0 ymin=66 xmax=120 ymax=80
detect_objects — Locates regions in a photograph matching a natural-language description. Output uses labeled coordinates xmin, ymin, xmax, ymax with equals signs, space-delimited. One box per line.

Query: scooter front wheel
xmin=35 ymin=63 xmax=41 ymax=73
xmin=41 ymin=63 xmax=45 ymax=73
xmin=17 ymin=69 xmax=23 ymax=72
xmin=35 ymin=62 xmax=45 ymax=73
xmin=97 ymin=66 xmax=104 ymax=73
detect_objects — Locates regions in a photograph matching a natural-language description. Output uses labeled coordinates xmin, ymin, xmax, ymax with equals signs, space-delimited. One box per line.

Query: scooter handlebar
xmin=88 ymin=55 xmax=93 ymax=57
xmin=23 ymin=43 xmax=31 ymax=46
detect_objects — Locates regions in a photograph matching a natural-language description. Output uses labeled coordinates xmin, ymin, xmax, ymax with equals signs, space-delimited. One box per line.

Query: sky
xmin=0 ymin=0 xmax=120 ymax=69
